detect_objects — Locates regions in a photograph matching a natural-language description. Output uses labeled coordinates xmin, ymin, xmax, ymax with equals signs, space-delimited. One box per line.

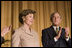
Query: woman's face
xmin=23 ymin=13 xmax=34 ymax=26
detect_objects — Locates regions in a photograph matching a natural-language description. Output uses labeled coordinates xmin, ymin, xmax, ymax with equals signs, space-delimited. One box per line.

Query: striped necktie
xmin=56 ymin=28 xmax=59 ymax=34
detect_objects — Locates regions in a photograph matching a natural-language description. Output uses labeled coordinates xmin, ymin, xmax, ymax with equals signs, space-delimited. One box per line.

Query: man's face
xmin=52 ymin=13 xmax=61 ymax=26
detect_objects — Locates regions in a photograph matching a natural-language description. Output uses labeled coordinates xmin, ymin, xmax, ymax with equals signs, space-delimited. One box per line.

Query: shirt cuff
xmin=54 ymin=37 xmax=58 ymax=42
xmin=65 ymin=36 xmax=69 ymax=41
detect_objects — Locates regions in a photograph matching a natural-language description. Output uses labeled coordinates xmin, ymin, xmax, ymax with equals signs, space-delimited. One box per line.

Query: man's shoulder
xmin=42 ymin=26 xmax=52 ymax=31
xmin=42 ymin=26 xmax=52 ymax=33
xmin=42 ymin=28 xmax=50 ymax=31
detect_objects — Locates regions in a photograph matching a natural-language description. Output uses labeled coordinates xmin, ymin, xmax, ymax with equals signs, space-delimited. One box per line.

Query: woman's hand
xmin=1 ymin=25 xmax=12 ymax=37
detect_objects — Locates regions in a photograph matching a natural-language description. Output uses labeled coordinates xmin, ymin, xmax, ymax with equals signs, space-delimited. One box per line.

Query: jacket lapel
xmin=49 ymin=26 xmax=57 ymax=38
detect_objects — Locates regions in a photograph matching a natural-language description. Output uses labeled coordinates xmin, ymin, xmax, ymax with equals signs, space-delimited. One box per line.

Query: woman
xmin=12 ymin=9 xmax=40 ymax=47
xmin=1 ymin=25 xmax=12 ymax=44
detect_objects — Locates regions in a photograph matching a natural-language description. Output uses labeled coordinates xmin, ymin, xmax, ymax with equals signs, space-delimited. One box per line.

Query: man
xmin=1 ymin=25 xmax=12 ymax=44
xmin=42 ymin=12 xmax=71 ymax=47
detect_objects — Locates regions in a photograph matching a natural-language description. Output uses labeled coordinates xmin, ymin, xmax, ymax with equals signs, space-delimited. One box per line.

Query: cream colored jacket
xmin=12 ymin=26 xmax=40 ymax=47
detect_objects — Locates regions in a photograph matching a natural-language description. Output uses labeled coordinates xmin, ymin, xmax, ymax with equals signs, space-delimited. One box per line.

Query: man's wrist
xmin=65 ymin=36 xmax=69 ymax=41
xmin=55 ymin=36 xmax=59 ymax=40
xmin=54 ymin=37 xmax=58 ymax=42
xmin=65 ymin=34 xmax=69 ymax=37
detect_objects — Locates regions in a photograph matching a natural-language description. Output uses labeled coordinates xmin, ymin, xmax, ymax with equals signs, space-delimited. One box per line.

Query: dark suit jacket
xmin=42 ymin=26 xmax=71 ymax=47
xmin=1 ymin=37 xmax=4 ymax=44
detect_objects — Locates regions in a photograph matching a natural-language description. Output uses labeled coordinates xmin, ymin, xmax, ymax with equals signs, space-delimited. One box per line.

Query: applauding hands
xmin=55 ymin=27 xmax=70 ymax=40
xmin=55 ymin=27 xmax=62 ymax=40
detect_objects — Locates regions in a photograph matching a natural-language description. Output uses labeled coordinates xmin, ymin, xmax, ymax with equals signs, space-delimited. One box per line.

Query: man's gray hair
xmin=50 ymin=12 xmax=61 ymax=22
